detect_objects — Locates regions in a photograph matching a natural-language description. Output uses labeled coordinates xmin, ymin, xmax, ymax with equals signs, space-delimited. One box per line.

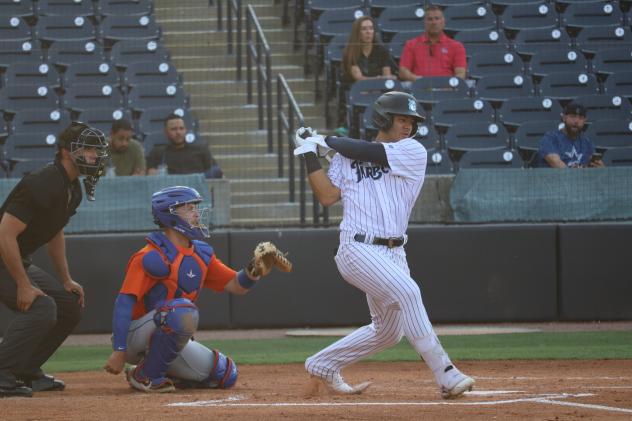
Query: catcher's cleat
xmin=439 ymin=365 xmax=475 ymax=399
xmin=125 ymin=365 xmax=175 ymax=393
xmin=310 ymin=373 xmax=372 ymax=395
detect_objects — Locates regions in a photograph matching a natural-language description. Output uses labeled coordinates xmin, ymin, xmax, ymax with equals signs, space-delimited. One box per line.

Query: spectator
xmin=108 ymin=119 xmax=146 ymax=176
xmin=335 ymin=16 xmax=395 ymax=136
xmin=398 ymin=5 xmax=466 ymax=82
xmin=146 ymin=114 xmax=223 ymax=179
xmin=538 ymin=101 xmax=605 ymax=168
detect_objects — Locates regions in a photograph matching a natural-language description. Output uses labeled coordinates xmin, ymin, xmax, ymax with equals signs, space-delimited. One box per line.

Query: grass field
xmin=43 ymin=331 xmax=632 ymax=372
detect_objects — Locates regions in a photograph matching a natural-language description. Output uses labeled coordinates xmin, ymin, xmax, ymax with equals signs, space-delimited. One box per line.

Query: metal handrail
xmin=245 ymin=5 xmax=273 ymax=152
xmin=226 ymin=0 xmax=242 ymax=80
xmin=211 ymin=0 xmax=223 ymax=31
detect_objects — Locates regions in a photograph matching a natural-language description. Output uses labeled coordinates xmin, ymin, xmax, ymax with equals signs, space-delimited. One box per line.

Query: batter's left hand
xmin=63 ymin=279 xmax=85 ymax=308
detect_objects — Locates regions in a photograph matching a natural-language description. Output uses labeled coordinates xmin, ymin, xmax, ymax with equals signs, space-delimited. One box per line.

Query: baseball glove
xmin=246 ymin=242 xmax=293 ymax=278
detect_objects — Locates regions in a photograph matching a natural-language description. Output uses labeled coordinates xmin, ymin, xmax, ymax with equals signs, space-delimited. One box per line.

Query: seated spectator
xmin=146 ymin=114 xmax=223 ymax=179
xmin=538 ymin=101 xmax=605 ymax=168
xmin=398 ymin=5 xmax=466 ymax=82
xmin=108 ymin=119 xmax=146 ymax=176
xmin=336 ymin=16 xmax=394 ymax=136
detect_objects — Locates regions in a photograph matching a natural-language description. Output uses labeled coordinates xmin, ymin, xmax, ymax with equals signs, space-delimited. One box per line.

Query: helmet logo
xmin=408 ymin=99 xmax=417 ymax=112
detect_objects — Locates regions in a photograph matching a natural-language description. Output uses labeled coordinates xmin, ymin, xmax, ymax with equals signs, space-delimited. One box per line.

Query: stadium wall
xmin=0 ymin=224 xmax=630 ymax=334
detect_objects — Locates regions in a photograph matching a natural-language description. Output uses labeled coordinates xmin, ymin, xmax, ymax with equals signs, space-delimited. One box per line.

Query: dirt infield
xmin=4 ymin=360 xmax=631 ymax=420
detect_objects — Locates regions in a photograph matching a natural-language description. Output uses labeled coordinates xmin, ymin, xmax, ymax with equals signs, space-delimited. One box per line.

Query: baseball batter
xmin=293 ymin=91 xmax=474 ymax=398
xmin=103 ymin=186 xmax=291 ymax=392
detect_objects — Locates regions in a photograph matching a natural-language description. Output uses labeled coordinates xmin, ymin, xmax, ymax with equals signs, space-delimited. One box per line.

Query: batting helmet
xmin=371 ymin=91 xmax=424 ymax=136
xmin=151 ymin=186 xmax=211 ymax=240
xmin=58 ymin=122 xmax=109 ymax=177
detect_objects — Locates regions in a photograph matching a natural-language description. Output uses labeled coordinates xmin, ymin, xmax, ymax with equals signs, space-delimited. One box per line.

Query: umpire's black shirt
xmin=0 ymin=160 xmax=82 ymax=266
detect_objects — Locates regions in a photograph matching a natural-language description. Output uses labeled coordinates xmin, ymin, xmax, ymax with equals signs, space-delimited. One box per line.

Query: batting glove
xmin=293 ymin=127 xmax=318 ymax=156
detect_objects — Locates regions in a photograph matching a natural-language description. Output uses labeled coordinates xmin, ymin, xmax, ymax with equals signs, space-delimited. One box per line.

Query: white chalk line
xmin=535 ymin=399 xmax=632 ymax=414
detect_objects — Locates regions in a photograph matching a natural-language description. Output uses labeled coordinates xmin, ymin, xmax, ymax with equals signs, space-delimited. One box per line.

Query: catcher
xmin=103 ymin=185 xmax=291 ymax=392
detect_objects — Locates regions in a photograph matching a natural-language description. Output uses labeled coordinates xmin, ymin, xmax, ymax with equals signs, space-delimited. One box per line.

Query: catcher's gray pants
xmin=122 ymin=309 xmax=215 ymax=382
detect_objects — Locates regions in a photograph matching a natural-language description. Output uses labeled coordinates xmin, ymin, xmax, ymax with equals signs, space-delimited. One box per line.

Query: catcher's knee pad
xmin=204 ymin=350 xmax=238 ymax=389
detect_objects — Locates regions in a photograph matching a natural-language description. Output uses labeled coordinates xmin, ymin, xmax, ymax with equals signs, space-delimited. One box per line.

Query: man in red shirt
xmin=399 ymin=5 xmax=466 ymax=81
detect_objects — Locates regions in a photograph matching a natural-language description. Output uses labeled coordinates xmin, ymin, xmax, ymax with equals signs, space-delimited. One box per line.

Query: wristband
xmin=304 ymin=152 xmax=322 ymax=174
xmin=237 ymin=269 xmax=257 ymax=289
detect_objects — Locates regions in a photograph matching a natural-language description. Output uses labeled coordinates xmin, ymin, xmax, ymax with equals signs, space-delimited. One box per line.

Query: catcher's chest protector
xmin=141 ymin=232 xmax=213 ymax=312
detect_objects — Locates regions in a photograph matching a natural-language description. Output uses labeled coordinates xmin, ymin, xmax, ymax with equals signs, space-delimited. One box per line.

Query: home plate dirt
xmin=4 ymin=360 xmax=631 ymax=420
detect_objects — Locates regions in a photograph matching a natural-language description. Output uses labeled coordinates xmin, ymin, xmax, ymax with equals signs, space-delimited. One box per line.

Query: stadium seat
xmin=0 ymin=84 xmax=60 ymax=115
xmin=585 ymin=119 xmax=632 ymax=149
xmin=432 ymin=0 xmax=486 ymax=6
xmin=431 ymin=98 xmax=496 ymax=130
xmin=368 ymin=0 xmax=423 ymax=19
xmin=0 ymin=0 xmax=35 ymax=21
xmin=387 ymin=30 xmax=418 ymax=63
xmin=109 ymin=39 xmax=171 ymax=69
xmin=575 ymin=26 xmax=632 ymax=55
xmin=574 ymin=94 xmax=632 ymax=122
xmin=127 ymin=83 xmax=189 ymax=113
xmin=46 ymin=40 xmax=107 ymax=68
xmin=512 ymin=27 xmax=573 ymax=56
xmin=347 ymin=78 xmax=403 ymax=137
xmin=527 ymin=49 xmax=589 ymax=77
xmin=3 ymin=133 xmax=58 ymax=177
xmin=455 ymin=148 xmax=523 ymax=171
xmin=311 ymin=7 xmax=364 ymax=76
xmin=474 ymin=74 xmax=536 ymax=103
xmin=0 ymin=40 xmax=44 ymax=70
xmin=98 ymin=15 xmax=161 ymax=47
xmin=36 ymin=0 xmax=95 ymax=18
xmin=9 ymin=108 xmax=71 ymax=135
xmin=561 ymin=1 xmax=625 ymax=30
xmin=35 ymin=16 xmax=97 ymax=45
xmin=497 ymin=96 xmax=563 ymax=130
xmin=499 ymin=2 xmax=558 ymax=32
xmin=443 ymin=4 xmax=497 ymax=33
xmin=62 ymin=60 xmax=121 ymax=88
xmin=604 ymin=71 xmax=632 ymax=98
xmin=410 ymin=76 xmax=470 ymax=108
xmin=137 ymin=106 xmax=197 ymax=138
xmin=0 ymin=16 xmax=32 ymax=41
xmin=2 ymin=62 xmax=61 ymax=90
xmin=592 ymin=47 xmax=632 ymax=77
xmin=377 ymin=5 xmax=425 ymax=44
xmin=96 ymin=0 xmax=153 ymax=17
xmin=514 ymin=119 xmax=561 ymax=166
xmin=538 ymin=71 xmax=599 ymax=100
xmin=64 ymin=83 xmax=125 ymax=113
xmin=143 ymin=130 xmax=203 ymax=153
xmin=77 ymin=107 xmax=132 ymax=134
xmin=425 ymin=149 xmax=453 ymax=174
xmin=468 ymin=51 xmax=525 ymax=80
xmin=323 ymin=34 xmax=347 ymax=126
xmin=601 ymin=146 xmax=632 ymax=166
xmin=446 ymin=122 xmax=510 ymax=163
xmin=453 ymin=28 xmax=511 ymax=58
xmin=123 ymin=61 xmax=181 ymax=89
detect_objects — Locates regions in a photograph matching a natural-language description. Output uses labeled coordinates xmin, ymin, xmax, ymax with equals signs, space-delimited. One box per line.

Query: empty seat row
xmin=0 ymin=0 xmax=153 ymax=20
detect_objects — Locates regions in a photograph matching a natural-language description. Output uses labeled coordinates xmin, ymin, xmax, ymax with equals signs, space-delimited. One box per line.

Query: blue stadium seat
xmin=0 ymin=0 xmax=35 ymax=21
xmin=455 ymin=148 xmax=523 ymax=171
xmin=377 ymin=5 xmax=425 ymax=43
xmin=601 ymin=146 xmax=632 ymax=166
xmin=96 ymin=0 xmax=153 ymax=17
xmin=323 ymin=34 xmax=348 ymax=126
xmin=497 ymin=96 xmax=563 ymax=129
xmin=0 ymin=40 xmax=43 ymax=70
xmin=127 ymin=83 xmax=188 ymax=113
xmin=514 ymin=119 xmax=561 ymax=166
xmin=4 ymin=133 xmax=58 ymax=177
xmin=36 ymin=0 xmax=95 ymax=18
xmin=425 ymin=149 xmax=453 ymax=174
xmin=591 ymin=47 xmax=632 ymax=77
xmin=410 ymin=76 xmax=470 ymax=108
xmin=585 ymin=119 xmax=632 ymax=149
xmin=446 ymin=122 xmax=510 ymax=158
xmin=0 ymin=84 xmax=60 ymax=115
xmin=0 ymin=16 xmax=32 ymax=41
xmin=575 ymin=25 xmax=632 ymax=55
xmin=62 ymin=60 xmax=121 ymax=88
xmin=499 ymin=2 xmax=558 ymax=32
xmin=432 ymin=0 xmax=487 ymax=6
xmin=143 ymin=130 xmax=203 ymax=153
xmin=9 ymin=108 xmax=71 ymax=135
xmin=2 ymin=62 xmax=61 ymax=89
xmin=387 ymin=30 xmax=418 ymax=63
xmin=512 ymin=27 xmax=573 ymax=56
xmin=468 ymin=51 xmax=525 ymax=80
xmin=367 ymin=0 xmax=423 ymax=18
xmin=296 ymin=0 xmax=361 ymax=55
xmin=538 ymin=71 xmax=599 ymax=100
xmin=46 ymin=40 xmax=106 ymax=68
xmin=98 ymin=15 xmax=161 ymax=47
xmin=35 ymin=16 xmax=97 ymax=45
xmin=64 ymin=83 xmax=125 ymax=113
xmin=137 ymin=107 xmax=197 ymax=138
xmin=474 ymin=74 xmax=536 ymax=103
xmin=347 ymin=78 xmax=403 ymax=137
xmin=443 ymin=4 xmax=497 ymax=33
xmin=123 ymin=61 xmax=181 ymax=89
xmin=574 ymin=94 xmax=632 ymax=122
xmin=561 ymin=1 xmax=625 ymax=30
xmin=604 ymin=71 xmax=632 ymax=99
xmin=527 ymin=49 xmax=589 ymax=77
xmin=77 ymin=107 xmax=132 ymax=134
xmin=453 ymin=28 xmax=510 ymax=57
xmin=431 ymin=98 xmax=496 ymax=130
xmin=109 ymin=39 xmax=171 ymax=69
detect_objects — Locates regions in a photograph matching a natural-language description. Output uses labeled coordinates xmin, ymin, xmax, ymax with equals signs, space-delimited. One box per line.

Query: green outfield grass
xmin=42 ymin=331 xmax=632 ymax=373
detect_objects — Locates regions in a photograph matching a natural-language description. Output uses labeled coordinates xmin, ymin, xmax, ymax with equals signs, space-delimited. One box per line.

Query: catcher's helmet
xmin=58 ymin=122 xmax=109 ymax=177
xmin=151 ymin=186 xmax=211 ymax=240
xmin=371 ymin=91 xmax=424 ymax=136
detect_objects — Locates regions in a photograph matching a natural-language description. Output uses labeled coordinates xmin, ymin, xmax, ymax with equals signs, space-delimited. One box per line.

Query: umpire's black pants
xmin=0 ymin=264 xmax=82 ymax=387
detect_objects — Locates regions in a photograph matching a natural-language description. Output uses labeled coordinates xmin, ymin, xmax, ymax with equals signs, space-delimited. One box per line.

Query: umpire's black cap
xmin=563 ymin=101 xmax=587 ymax=117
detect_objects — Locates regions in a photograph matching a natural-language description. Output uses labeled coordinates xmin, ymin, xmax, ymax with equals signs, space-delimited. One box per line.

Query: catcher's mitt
xmin=246 ymin=242 xmax=293 ymax=278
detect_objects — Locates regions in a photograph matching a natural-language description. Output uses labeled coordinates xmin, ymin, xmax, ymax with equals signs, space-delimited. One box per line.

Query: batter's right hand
xmin=104 ymin=351 xmax=127 ymax=375
xmin=16 ymin=284 xmax=45 ymax=312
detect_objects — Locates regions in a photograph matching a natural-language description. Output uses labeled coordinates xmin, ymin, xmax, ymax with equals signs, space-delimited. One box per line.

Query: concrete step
xmin=172 ymin=52 xmax=302 ymax=69
xmin=179 ymin=64 xmax=303 ymax=82
xmin=232 ymin=190 xmax=295 ymax=205
xmin=229 ymin=177 xmax=298 ymax=194
xmin=188 ymin=87 xmax=314 ymax=105
xmin=230 ymin=202 xmax=343 ymax=220
xmin=163 ymin=30 xmax=296 ymax=47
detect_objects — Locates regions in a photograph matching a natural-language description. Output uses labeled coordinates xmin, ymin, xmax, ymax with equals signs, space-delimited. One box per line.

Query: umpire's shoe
xmin=125 ymin=365 xmax=175 ymax=393
xmin=0 ymin=373 xmax=33 ymax=398
xmin=21 ymin=374 xmax=66 ymax=392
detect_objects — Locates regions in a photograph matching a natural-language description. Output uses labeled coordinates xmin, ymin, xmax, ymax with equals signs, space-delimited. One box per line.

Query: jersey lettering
xmin=351 ymin=160 xmax=390 ymax=183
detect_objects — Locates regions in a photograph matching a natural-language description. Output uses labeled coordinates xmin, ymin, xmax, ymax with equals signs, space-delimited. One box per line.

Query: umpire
xmin=0 ymin=122 xmax=108 ymax=398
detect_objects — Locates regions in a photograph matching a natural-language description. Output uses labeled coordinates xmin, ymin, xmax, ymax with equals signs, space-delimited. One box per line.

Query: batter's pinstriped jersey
xmin=328 ymin=137 xmax=427 ymax=238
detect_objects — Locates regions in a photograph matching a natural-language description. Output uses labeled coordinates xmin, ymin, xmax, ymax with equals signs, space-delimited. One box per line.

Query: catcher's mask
xmin=58 ymin=122 xmax=109 ymax=177
xmin=371 ymin=91 xmax=424 ymax=137
xmin=151 ymin=186 xmax=211 ymax=240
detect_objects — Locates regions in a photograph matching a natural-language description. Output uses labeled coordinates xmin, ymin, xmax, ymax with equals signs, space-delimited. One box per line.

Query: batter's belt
xmin=353 ymin=234 xmax=406 ymax=248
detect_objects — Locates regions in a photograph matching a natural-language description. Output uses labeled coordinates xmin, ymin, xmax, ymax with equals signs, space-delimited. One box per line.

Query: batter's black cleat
xmin=0 ymin=385 xmax=33 ymax=398
xmin=21 ymin=374 xmax=65 ymax=392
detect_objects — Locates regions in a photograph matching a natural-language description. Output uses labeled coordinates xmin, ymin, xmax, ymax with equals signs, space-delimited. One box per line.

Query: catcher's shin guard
xmin=142 ymin=298 xmax=199 ymax=381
